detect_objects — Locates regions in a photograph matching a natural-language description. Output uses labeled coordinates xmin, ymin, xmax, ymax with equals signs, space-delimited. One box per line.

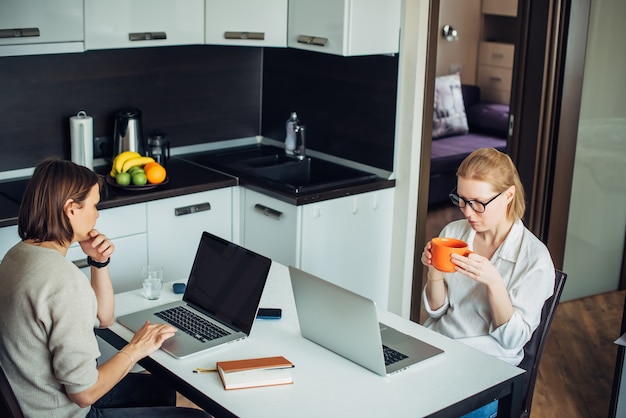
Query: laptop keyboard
xmin=383 ymin=344 xmax=409 ymax=366
xmin=154 ymin=306 xmax=230 ymax=343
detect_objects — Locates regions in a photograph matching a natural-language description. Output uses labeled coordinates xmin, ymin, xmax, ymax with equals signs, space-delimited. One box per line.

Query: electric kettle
xmin=113 ymin=108 xmax=145 ymax=156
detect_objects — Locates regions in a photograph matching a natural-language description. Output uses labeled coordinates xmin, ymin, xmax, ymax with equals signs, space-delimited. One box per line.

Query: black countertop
xmin=0 ymin=154 xmax=395 ymax=228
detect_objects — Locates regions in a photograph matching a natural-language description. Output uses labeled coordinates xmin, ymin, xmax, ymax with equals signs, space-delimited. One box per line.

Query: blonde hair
xmin=456 ymin=148 xmax=525 ymax=220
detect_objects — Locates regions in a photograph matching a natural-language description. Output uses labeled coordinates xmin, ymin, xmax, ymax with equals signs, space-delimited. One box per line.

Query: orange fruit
xmin=143 ymin=162 xmax=159 ymax=172
xmin=145 ymin=163 xmax=167 ymax=184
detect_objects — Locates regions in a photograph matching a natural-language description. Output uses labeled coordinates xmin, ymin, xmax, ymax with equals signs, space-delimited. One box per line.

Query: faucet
xmin=285 ymin=112 xmax=306 ymax=160
xmin=293 ymin=124 xmax=306 ymax=160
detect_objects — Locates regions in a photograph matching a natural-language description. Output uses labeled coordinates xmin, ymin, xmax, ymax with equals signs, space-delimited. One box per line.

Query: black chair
xmin=518 ymin=269 xmax=567 ymax=418
xmin=0 ymin=364 xmax=24 ymax=418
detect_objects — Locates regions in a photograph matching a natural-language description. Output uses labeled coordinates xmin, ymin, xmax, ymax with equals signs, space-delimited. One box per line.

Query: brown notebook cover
xmin=217 ymin=356 xmax=294 ymax=390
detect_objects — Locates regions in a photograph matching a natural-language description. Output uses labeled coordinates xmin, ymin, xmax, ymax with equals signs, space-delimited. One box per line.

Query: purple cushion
xmin=466 ymin=102 xmax=510 ymax=138
xmin=432 ymin=73 xmax=469 ymax=139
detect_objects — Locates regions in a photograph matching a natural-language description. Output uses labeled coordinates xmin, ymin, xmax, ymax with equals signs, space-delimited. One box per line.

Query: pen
xmin=193 ymin=368 xmax=217 ymax=373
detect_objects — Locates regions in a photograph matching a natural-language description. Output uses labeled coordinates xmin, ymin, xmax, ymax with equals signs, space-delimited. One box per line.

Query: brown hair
xmin=456 ymin=148 xmax=526 ymax=220
xmin=18 ymin=158 xmax=101 ymax=246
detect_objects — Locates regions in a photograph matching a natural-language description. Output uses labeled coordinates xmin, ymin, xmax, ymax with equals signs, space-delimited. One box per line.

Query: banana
xmin=121 ymin=156 xmax=155 ymax=173
xmin=113 ymin=151 xmax=141 ymax=173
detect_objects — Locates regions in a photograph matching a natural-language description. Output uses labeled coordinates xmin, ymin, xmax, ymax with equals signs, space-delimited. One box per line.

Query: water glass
xmin=142 ymin=265 xmax=163 ymax=300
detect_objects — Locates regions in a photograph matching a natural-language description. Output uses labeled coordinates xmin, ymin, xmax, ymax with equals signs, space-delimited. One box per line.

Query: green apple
xmin=116 ymin=172 xmax=131 ymax=186
xmin=132 ymin=172 xmax=147 ymax=186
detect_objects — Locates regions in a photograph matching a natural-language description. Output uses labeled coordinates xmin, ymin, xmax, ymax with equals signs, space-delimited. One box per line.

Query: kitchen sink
xmin=185 ymin=144 xmax=379 ymax=194
xmin=248 ymin=157 xmax=378 ymax=194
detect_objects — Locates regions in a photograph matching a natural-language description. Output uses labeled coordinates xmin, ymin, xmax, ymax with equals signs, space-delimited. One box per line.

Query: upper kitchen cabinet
xmin=205 ymin=0 xmax=287 ymax=47
xmin=0 ymin=0 xmax=84 ymax=57
xmin=287 ymin=0 xmax=401 ymax=56
xmin=85 ymin=0 xmax=204 ymax=50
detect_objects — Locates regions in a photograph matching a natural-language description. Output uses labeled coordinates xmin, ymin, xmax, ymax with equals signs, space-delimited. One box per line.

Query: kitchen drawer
xmin=67 ymin=234 xmax=148 ymax=293
xmin=482 ymin=0 xmax=518 ymax=17
xmin=479 ymin=42 xmax=514 ymax=69
xmin=147 ymin=188 xmax=233 ymax=281
xmin=96 ymin=203 xmax=147 ymax=238
xmin=242 ymin=188 xmax=297 ymax=267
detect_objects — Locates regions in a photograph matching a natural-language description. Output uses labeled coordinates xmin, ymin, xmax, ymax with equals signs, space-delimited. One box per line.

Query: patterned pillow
xmin=432 ymin=73 xmax=469 ymax=139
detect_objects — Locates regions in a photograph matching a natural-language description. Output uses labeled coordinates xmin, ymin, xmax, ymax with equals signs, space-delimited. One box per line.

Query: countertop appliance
xmin=113 ymin=108 xmax=145 ymax=156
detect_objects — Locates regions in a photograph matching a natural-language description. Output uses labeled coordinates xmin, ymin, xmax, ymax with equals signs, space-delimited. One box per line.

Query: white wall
xmin=561 ymin=0 xmax=626 ymax=301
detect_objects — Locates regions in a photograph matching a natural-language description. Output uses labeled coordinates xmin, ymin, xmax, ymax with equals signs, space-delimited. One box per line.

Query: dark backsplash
xmin=262 ymin=48 xmax=398 ymax=171
xmin=0 ymin=45 xmax=398 ymax=173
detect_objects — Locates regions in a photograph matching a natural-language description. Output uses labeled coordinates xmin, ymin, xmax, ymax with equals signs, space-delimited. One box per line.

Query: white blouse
xmin=422 ymin=219 xmax=555 ymax=365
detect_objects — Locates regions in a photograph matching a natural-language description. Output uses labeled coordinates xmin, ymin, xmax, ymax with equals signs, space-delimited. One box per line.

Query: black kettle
xmin=113 ymin=108 xmax=145 ymax=156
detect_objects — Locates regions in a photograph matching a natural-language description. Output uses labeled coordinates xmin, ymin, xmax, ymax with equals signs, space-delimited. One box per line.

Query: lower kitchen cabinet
xmin=67 ymin=203 xmax=148 ymax=293
xmin=0 ymin=225 xmax=19 ymax=262
xmin=241 ymin=188 xmax=298 ymax=266
xmin=299 ymin=188 xmax=394 ymax=309
xmin=241 ymin=187 xmax=394 ymax=308
xmin=146 ymin=188 xmax=233 ymax=282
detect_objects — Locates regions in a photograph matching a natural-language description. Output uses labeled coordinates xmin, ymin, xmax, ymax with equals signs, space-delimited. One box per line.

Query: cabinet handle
xmin=0 ymin=28 xmax=40 ymax=38
xmin=175 ymin=202 xmax=211 ymax=216
xmin=73 ymin=258 xmax=89 ymax=269
xmin=224 ymin=31 xmax=265 ymax=40
xmin=254 ymin=204 xmax=283 ymax=220
xmin=491 ymin=53 xmax=504 ymax=59
xmin=489 ymin=76 xmax=503 ymax=82
xmin=296 ymin=35 xmax=328 ymax=47
xmin=129 ymin=32 xmax=167 ymax=42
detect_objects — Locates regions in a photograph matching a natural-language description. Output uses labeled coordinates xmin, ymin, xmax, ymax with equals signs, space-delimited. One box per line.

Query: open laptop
xmin=289 ymin=266 xmax=443 ymax=375
xmin=118 ymin=231 xmax=271 ymax=359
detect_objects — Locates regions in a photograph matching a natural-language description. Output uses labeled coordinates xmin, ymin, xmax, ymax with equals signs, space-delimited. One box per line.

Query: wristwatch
xmin=87 ymin=256 xmax=110 ymax=268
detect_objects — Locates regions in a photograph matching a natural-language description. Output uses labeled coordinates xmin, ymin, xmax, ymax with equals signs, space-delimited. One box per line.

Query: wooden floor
xmin=425 ymin=203 xmax=625 ymax=418
xmin=178 ymin=205 xmax=626 ymax=417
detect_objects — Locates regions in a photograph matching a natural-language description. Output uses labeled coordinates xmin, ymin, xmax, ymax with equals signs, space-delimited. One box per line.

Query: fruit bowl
xmin=106 ymin=175 xmax=169 ymax=191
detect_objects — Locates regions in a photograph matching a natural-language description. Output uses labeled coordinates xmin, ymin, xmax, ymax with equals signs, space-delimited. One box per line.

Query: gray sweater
xmin=0 ymin=241 xmax=100 ymax=417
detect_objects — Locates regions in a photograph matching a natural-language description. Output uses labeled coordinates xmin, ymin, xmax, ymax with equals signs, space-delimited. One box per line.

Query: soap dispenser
xmin=285 ymin=112 xmax=299 ymax=155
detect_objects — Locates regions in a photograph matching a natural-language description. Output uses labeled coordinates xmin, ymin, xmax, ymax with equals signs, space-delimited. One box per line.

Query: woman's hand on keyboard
xmin=125 ymin=320 xmax=178 ymax=359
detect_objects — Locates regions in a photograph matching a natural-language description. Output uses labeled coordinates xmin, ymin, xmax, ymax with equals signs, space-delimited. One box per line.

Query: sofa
xmin=428 ymin=77 xmax=509 ymax=206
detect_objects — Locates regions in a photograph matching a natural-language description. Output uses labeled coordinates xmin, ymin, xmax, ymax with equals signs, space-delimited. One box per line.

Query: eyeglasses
xmin=448 ymin=187 xmax=502 ymax=213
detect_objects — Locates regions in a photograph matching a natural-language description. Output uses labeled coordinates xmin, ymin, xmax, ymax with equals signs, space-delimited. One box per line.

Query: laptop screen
xmin=183 ymin=232 xmax=271 ymax=334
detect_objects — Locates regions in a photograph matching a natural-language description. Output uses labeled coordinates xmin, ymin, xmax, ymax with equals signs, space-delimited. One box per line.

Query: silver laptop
xmin=118 ymin=231 xmax=271 ymax=359
xmin=289 ymin=266 xmax=443 ymax=375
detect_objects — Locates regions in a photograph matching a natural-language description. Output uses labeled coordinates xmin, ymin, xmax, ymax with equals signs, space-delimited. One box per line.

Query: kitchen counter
xmin=0 ymin=158 xmax=236 ymax=228
xmin=0 ymin=152 xmax=395 ymax=228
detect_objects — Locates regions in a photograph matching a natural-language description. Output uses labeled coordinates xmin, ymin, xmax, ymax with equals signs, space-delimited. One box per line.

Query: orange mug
xmin=430 ymin=237 xmax=472 ymax=273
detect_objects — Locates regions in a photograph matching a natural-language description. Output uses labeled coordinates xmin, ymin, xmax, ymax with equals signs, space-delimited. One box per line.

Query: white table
xmin=97 ymin=262 xmax=525 ymax=417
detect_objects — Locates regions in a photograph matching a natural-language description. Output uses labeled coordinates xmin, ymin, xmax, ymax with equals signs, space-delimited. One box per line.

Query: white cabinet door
xmin=147 ymin=188 xmax=233 ymax=282
xmin=66 ymin=203 xmax=148 ymax=293
xmin=67 ymin=234 xmax=148 ymax=293
xmin=0 ymin=0 xmax=83 ymax=56
xmin=241 ymin=188 xmax=298 ymax=266
xmin=85 ymin=0 xmax=204 ymax=50
xmin=205 ymin=0 xmax=287 ymax=47
xmin=0 ymin=225 xmax=18 ymax=262
xmin=287 ymin=0 xmax=401 ymax=56
xmin=299 ymin=188 xmax=394 ymax=309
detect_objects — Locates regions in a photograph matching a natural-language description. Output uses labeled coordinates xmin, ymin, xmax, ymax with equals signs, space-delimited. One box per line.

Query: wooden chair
xmin=0 ymin=364 xmax=24 ymax=418
xmin=518 ymin=269 xmax=567 ymax=418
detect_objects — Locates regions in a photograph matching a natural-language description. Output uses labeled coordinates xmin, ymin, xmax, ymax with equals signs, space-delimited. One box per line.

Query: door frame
xmin=410 ymin=0 xmax=591 ymax=322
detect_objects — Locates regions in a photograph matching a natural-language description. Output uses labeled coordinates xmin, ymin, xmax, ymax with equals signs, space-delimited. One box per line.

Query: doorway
xmin=411 ymin=0 xmax=593 ymax=322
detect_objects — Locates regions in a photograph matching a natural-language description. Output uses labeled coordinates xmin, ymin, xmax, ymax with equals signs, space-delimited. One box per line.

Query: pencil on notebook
xmin=193 ymin=368 xmax=217 ymax=373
